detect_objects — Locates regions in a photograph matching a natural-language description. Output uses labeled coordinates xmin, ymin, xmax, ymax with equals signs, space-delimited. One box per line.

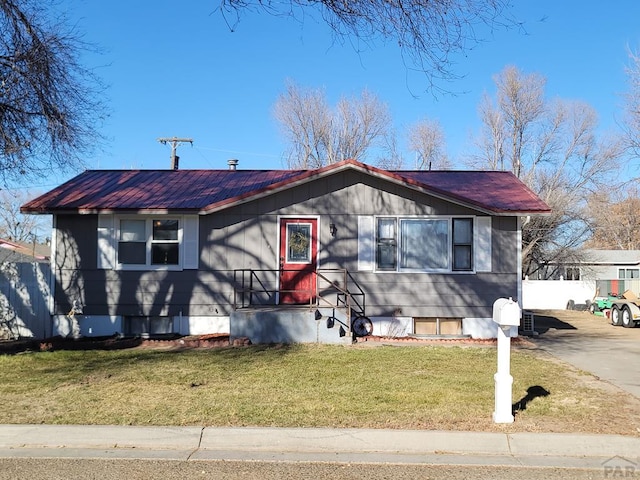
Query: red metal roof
xmin=21 ymin=160 xmax=551 ymax=215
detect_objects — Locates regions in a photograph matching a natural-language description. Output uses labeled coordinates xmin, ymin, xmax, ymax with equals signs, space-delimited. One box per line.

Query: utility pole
xmin=157 ymin=137 xmax=193 ymax=170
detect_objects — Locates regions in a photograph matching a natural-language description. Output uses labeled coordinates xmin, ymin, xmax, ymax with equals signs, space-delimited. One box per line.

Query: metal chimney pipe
xmin=228 ymin=159 xmax=239 ymax=171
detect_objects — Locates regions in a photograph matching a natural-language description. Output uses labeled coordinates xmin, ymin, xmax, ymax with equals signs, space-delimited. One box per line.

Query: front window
xmin=564 ymin=267 xmax=580 ymax=280
xmin=376 ymin=218 xmax=397 ymax=270
xmin=400 ymin=219 xmax=448 ymax=270
xmin=619 ymin=268 xmax=639 ymax=279
xmin=375 ymin=217 xmax=474 ymax=272
xmin=452 ymin=218 xmax=473 ymax=271
xmin=152 ymin=219 xmax=179 ymax=265
xmin=118 ymin=217 xmax=180 ymax=268
xmin=119 ymin=219 xmax=146 ymax=264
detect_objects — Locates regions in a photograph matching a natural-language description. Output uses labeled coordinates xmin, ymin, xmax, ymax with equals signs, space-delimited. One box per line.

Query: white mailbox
xmin=492 ymin=297 xmax=521 ymax=327
xmin=492 ymin=297 xmax=520 ymax=424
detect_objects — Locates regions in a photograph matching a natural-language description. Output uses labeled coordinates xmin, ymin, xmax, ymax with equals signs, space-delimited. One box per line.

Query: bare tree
xmin=585 ymin=188 xmax=640 ymax=250
xmin=376 ymin=129 xmax=404 ymax=170
xmin=0 ymin=189 xmax=48 ymax=241
xmin=407 ymin=118 xmax=449 ymax=169
xmin=469 ymin=65 xmax=623 ymax=278
xmin=0 ymin=0 xmax=104 ymax=183
xmin=219 ymin=0 xmax=515 ymax=92
xmin=622 ymin=48 xmax=640 ymax=159
xmin=274 ymin=81 xmax=391 ymax=168
xmin=469 ymin=66 xmax=546 ymax=178
xmin=273 ymin=82 xmax=329 ymax=168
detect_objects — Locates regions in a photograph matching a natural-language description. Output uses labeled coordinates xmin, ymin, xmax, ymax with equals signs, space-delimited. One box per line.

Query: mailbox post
xmin=492 ymin=297 xmax=520 ymax=424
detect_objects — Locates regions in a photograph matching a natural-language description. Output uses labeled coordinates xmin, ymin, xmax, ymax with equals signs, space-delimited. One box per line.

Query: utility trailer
xmin=591 ymin=290 xmax=640 ymax=328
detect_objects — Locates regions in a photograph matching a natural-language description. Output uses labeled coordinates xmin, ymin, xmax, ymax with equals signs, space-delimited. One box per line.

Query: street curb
xmin=0 ymin=425 xmax=638 ymax=469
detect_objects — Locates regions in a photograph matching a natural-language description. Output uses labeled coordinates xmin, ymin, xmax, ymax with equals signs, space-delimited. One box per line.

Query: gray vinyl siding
xmin=53 ymin=170 xmax=520 ymax=319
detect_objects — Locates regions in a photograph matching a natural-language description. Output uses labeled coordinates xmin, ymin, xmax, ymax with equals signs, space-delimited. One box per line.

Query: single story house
xmin=523 ymin=250 xmax=640 ymax=310
xmin=580 ymin=250 xmax=640 ymax=281
xmin=21 ymin=159 xmax=550 ymax=343
xmin=529 ymin=249 xmax=640 ymax=281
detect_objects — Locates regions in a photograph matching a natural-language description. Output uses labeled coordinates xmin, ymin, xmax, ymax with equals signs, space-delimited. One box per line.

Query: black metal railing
xmin=233 ymin=268 xmax=366 ymax=335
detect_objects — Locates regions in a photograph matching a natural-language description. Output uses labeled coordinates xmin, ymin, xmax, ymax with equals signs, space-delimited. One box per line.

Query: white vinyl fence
xmin=522 ymin=279 xmax=596 ymax=310
xmin=0 ymin=262 xmax=51 ymax=339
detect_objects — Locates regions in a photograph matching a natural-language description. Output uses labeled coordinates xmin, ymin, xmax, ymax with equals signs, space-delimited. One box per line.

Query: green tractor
xmin=588 ymin=295 xmax=616 ymax=316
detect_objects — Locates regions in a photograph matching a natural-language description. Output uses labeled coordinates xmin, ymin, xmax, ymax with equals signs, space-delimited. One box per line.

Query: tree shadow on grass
xmin=0 ymin=335 xmax=145 ymax=354
xmin=0 ymin=335 xmax=301 ymax=359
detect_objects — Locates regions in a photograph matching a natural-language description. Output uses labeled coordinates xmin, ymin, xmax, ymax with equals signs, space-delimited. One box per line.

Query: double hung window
xmin=118 ymin=219 xmax=147 ymax=265
xmin=151 ymin=219 xmax=179 ymax=265
xmin=118 ymin=218 xmax=180 ymax=267
xmin=452 ymin=218 xmax=473 ymax=271
xmin=376 ymin=218 xmax=397 ymax=270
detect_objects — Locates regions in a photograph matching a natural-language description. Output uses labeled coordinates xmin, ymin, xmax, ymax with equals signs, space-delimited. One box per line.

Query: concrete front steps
xmin=230 ymin=306 xmax=352 ymax=344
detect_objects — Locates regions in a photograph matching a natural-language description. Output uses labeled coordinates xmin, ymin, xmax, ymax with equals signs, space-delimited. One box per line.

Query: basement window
xmin=414 ymin=317 xmax=462 ymax=336
xmin=124 ymin=316 xmax=173 ymax=337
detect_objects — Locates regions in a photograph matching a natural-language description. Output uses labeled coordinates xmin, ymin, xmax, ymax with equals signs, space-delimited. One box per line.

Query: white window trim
xmin=371 ymin=215 xmax=478 ymax=274
xmin=97 ymin=214 xmax=199 ymax=271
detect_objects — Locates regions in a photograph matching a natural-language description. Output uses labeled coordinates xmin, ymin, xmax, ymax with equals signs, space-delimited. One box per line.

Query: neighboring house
xmin=572 ymin=250 xmax=640 ymax=299
xmin=531 ymin=250 xmax=640 ymax=281
xmin=522 ymin=250 xmax=640 ymax=310
xmin=21 ymin=159 xmax=550 ymax=342
xmin=0 ymin=238 xmax=50 ymax=264
xmin=580 ymin=250 xmax=640 ymax=281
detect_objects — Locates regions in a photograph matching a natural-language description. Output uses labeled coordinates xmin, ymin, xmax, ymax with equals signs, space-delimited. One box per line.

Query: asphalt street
xmin=0 ymin=458 xmax=610 ymax=480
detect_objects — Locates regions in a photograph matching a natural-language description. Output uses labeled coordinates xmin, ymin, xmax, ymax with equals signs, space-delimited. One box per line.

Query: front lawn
xmin=0 ymin=344 xmax=638 ymax=435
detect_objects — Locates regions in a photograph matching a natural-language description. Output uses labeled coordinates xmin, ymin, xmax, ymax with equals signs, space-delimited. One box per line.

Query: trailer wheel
xmin=611 ymin=305 xmax=622 ymax=326
xmin=622 ymin=306 xmax=635 ymax=328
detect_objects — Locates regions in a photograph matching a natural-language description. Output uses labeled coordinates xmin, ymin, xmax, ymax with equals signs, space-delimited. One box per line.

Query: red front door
xmin=279 ymin=218 xmax=317 ymax=304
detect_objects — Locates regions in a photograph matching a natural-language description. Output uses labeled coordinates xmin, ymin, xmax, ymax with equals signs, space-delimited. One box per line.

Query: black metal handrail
xmin=233 ymin=268 xmax=367 ymax=335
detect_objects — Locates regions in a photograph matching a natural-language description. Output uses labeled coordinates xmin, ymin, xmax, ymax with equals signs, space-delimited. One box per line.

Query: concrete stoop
xmin=230 ymin=307 xmax=352 ymax=345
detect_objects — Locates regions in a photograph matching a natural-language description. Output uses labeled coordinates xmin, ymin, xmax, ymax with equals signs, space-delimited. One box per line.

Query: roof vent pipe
xmin=228 ymin=159 xmax=239 ymax=171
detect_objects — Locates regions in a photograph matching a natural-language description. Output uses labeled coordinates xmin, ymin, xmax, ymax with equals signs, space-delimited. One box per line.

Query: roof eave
xmin=25 ymin=208 xmax=202 ymax=216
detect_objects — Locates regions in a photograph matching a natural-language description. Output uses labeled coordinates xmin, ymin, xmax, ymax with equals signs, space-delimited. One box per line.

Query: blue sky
xmin=32 ymin=0 xmax=640 ymax=188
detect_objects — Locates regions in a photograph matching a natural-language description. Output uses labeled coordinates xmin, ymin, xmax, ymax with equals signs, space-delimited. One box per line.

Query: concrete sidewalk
xmin=0 ymin=424 xmax=638 ymax=469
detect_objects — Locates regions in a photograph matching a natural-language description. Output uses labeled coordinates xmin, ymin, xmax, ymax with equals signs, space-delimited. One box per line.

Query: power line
xmin=195 ymin=146 xmax=280 ymax=158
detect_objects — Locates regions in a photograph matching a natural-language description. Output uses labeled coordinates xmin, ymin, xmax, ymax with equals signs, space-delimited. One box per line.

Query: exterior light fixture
xmin=329 ymin=223 xmax=337 ymax=237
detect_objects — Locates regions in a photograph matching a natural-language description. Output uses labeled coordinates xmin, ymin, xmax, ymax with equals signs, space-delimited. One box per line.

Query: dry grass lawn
xmin=0 ymin=336 xmax=639 ymax=436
